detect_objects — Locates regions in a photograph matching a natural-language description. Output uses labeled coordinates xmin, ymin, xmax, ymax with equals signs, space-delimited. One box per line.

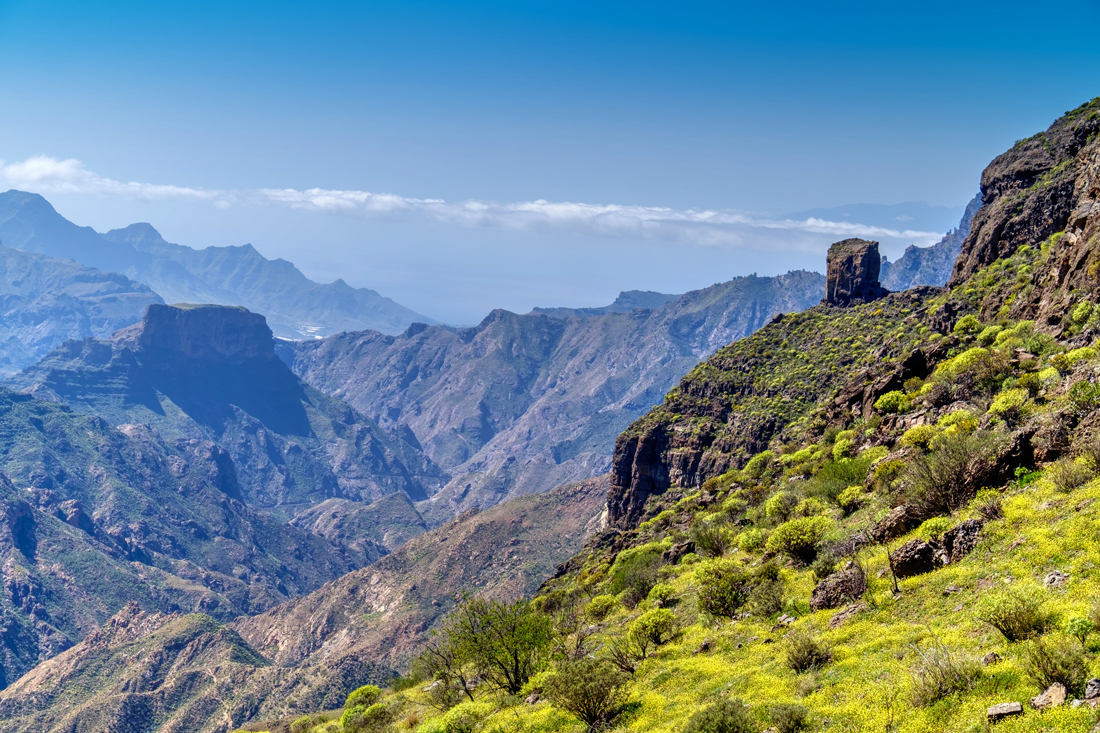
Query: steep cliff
xmin=822 ymin=239 xmax=888 ymax=306
xmin=12 ymin=304 xmax=447 ymax=514
xmin=279 ymin=270 xmax=825 ymax=522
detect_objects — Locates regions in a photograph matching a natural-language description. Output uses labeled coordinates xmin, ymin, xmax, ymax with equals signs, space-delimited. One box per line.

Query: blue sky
xmin=1 ymin=0 xmax=1098 ymax=323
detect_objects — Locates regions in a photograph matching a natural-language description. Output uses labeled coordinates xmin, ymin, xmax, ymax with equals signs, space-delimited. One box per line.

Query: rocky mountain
xmin=0 ymin=242 xmax=162 ymax=375
xmin=0 ymin=477 xmax=607 ymax=732
xmin=11 ymin=303 xmax=447 ymax=516
xmin=0 ymin=387 xmax=372 ymax=690
xmin=529 ymin=289 xmax=680 ymax=318
xmin=278 ymin=270 xmax=825 ymax=524
xmin=0 ymin=191 xmax=435 ymax=339
xmin=880 ymin=193 xmax=982 ymax=291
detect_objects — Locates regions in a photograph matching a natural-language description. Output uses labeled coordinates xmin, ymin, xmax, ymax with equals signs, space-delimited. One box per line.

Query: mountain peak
xmin=129 ymin=303 xmax=275 ymax=363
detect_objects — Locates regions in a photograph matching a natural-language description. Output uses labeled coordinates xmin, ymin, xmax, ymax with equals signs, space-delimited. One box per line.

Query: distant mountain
xmin=279 ymin=270 xmax=825 ymax=523
xmin=0 ymin=190 xmax=435 ymax=339
xmin=0 ymin=387 xmax=370 ymax=690
xmin=0 ymin=477 xmax=607 ymax=731
xmin=783 ymin=200 xmax=966 ymax=234
xmin=12 ymin=304 xmax=448 ymax=516
xmin=880 ymin=193 xmax=982 ymax=291
xmin=530 ymin=289 xmax=680 ymax=318
xmin=0 ymin=243 xmax=161 ymax=375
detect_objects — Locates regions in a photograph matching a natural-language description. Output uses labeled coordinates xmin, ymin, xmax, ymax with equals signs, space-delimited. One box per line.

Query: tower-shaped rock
xmin=823 ymin=238 xmax=889 ymax=306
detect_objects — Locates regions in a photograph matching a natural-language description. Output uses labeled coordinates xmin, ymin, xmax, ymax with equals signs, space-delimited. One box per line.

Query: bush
xmin=989 ymin=387 xmax=1029 ymax=417
xmin=916 ymin=517 xmax=953 ymax=544
xmin=647 ymin=583 xmax=676 ymax=606
xmin=953 ymin=315 xmax=982 ymax=334
xmin=975 ymin=586 xmax=1049 ymax=642
xmin=900 ymin=424 xmax=937 ymax=449
xmin=290 ymin=716 xmax=318 ymax=733
xmin=543 ymin=658 xmax=632 ymax=729
xmin=976 ymin=325 xmax=1003 ymax=346
xmin=587 ymin=595 xmax=618 ymax=621
xmin=832 ymin=438 xmax=855 ymax=461
xmin=903 ymin=431 xmax=1005 ymax=515
xmin=909 ymin=642 xmax=982 ymax=707
xmin=750 ymin=575 xmax=786 ymax=617
xmin=1073 ymin=302 xmax=1093 ymax=324
xmin=341 ymin=703 xmax=395 ymax=733
xmin=738 ymin=529 xmax=766 ymax=553
xmin=785 ymin=631 xmax=831 ymax=673
xmin=874 ymin=390 xmax=910 ymax=415
xmin=696 ymin=559 xmax=752 ymax=618
xmin=691 ymin=518 xmax=736 ymax=558
xmin=836 ymin=485 xmax=865 ymax=515
xmin=681 ymin=698 xmax=755 ymax=733
xmin=744 ymin=450 xmax=776 ymax=479
xmin=765 ymin=491 xmax=799 ymax=522
xmin=769 ymin=703 xmax=810 ymax=733
xmin=345 ymin=684 xmax=382 ymax=709
xmin=809 ymin=553 xmax=837 ymax=582
xmin=1069 ymin=380 xmax=1100 ymax=416
xmin=1025 ymin=636 xmax=1088 ymax=694
xmin=766 ymin=516 xmax=832 ymax=563
xmin=631 ymin=608 xmax=677 ymax=645
xmin=609 ymin=545 xmax=664 ymax=607
xmin=1047 ymin=458 xmax=1093 ymax=493
xmin=1064 ymin=616 xmax=1094 ymax=648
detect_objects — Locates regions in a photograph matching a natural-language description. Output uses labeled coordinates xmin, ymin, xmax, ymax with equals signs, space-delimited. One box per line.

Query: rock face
xmin=943 ymin=519 xmax=983 ymax=563
xmin=13 ymin=304 xmax=447 ymax=512
xmin=823 ymin=239 xmax=889 ymax=306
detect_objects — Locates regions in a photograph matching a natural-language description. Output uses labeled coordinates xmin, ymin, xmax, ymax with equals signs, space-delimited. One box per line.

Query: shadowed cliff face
xmin=823 ymin=239 xmax=888 ymax=306
xmin=13 ymin=304 xmax=447 ymax=512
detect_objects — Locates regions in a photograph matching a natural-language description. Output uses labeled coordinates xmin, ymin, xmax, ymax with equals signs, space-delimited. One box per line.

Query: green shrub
xmin=832 ymin=438 xmax=855 ymax=461
xmin=784 ymin=631 xmax=832 ymax=673
xmin=764 ymin=491 xmax=798 ymax=521
xmin=975 ymin=586 xmax=1049 ymax=642
xmin=543 ymin=658 xmax=632 ymax=729
xmin=900 ymin=424 xmax=937 ymax=449
xmin=744 ymin=450 xmax=776 ymax=479
xmin=696 ymin=559 xmax=751 ymax=618
xmin=691 ymin=518 xmax=736 ymax=558
xmin=587 ymin=595 xmax=618 ymax=621
xmin=1025 ymin=636 xmax=1088 ymax=694
xmin=1065 ymin=616 xmax=1094 ymax=648
xmin=647 ymin=583 xmax=676 ymax=606
xmin=1069 ymin=380 xmax=1100 ymax=415
xmin=836 ymin=485 xmax=865 ymax=514
xmin=738 ymin=529 xmax=766 ymax=553
xmin=916 ymin=517 xmax=953 ymax=544
xmin=1046 ymin=458 xmax=1093 ymax=493
xmin=290 ymin=715 xmax=317 ymax=733
xmin=608 ymin=544 xmax=664 ymax=607
xmin=988 ymin=387 xmax=1029 ymax=416
xmin=904 ymin=431 xmax=1005 ymax=515
xmin=874 ymin=390 xmax=910 ymax=415
xmin=681 ymin=698 xmax=755 ymax=733
xmin=953 ymin=315 xmax=982 ymax=334
xmin=340 ymin=703 xmax=395 ymax=733
xmin=345 ymin=684 xmax=382 ymax=709
xmin=769 ymin=702 xmax=810 ymax=733
xmin=766 ymin=516 xmax=832 ymax=563
xmin=909 ymin=642 xmax=982 ymax=707
xmin=631 ymin=608 xmax=677 ymax=645
xmin=793 ymin=497 xmax=827 ymax=518
xmin=976 ymin=325 xmax=1003 ymax=346
xmin=1073 ymin=301 xmax=1092 ymax=323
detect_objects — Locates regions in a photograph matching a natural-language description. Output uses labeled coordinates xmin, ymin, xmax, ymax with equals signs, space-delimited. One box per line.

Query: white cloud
xmin=1 ymin=155 xmax=945 ymax=248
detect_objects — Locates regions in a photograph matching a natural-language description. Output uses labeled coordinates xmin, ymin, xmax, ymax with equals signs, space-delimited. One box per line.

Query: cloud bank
xmin=1 ymin=155 xmax=945 ymax=247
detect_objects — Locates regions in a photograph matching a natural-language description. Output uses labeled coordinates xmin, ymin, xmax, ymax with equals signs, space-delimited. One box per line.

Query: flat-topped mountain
xmin=12 ymin=304 xmax=447 ymax=514
xmin=0 ymin=191 xmax=435 ymax=339
xmin=279 ymin=270 xmax=826 ymax=523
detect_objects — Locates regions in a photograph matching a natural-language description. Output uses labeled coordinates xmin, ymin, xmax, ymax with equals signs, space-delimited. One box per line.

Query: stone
xmin=662 ymin=540 xmax=695 ymax=565
xmin=829 ymin=602 xmax=868 ymax=630
xmin=693 ymin=638 xmax=714 ymax=655
xmin=870 ymin=505 xmax=920 ymax=543
xmin=987 ymin=702 xmax=1023 ymax=722
xmin=890 ymin=539 xmax=937 ymax=579
xmin=1030 ymin=682 xmax=1066 ymax=710
xmin=981 ymin=652 xmax=1001 ymax=666
xmin=1044 ymin=570 xmax=1069 ymax=588
xmin=1085 ymin=678 xmax=1100 ymax=700
xmin=525 ymin=691 xmax=540 ymax=705
xmin=942 ymin=519 xmax=983 ymax=563
xmin=822 ymin=238 xmax=889 ymax=306
xmin=811 ymin=566 xmax=867 ymax=611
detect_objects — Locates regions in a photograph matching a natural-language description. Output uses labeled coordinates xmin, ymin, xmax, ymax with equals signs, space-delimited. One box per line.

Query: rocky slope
xmin=12 ymin=304 xmax=447 ymax=515
xmin=0 ymin=387 xmax=371 ymax=691
xmin=0 ymin=477 xmax=607 ymax=732
xmin=0 ymin=242 xmax=161 ymax=375
xmin=880 ymin=193 xmax=981 ymax=291
xmin=0 ymin=191 xmax=435 ymax=339
xmin=280 ymin=270 xmax=825 ymax=524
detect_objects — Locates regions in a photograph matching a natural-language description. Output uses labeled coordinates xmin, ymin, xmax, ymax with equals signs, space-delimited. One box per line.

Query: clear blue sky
xmin=1 ymin=0 xmax=1098 ymax=323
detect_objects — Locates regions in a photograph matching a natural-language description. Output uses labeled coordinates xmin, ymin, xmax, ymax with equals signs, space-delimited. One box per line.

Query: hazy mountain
xmin=279 ymin=270 xmax=825 ymax=523
xmin=12 ymin=303 xmax=448 ymax=516
xmin=0 ymin=190 xmax=436 ymax=339
xmin=880 ymin=193 xmax=982 ymax=290
xmin=0 ymin=243 xmax=161 ymax=375
xmin=530 ymin=289 xmax=680 ymax=318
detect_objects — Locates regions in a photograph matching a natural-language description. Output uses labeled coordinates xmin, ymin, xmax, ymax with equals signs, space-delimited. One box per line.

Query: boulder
xmin=987 ymin=702 xmax=1023 ymax=723
xmin=811 ymin=566 xmax=867 ymax=611
xmin=1085 ymin=677 xmax=1100 ymax=701
xmin=870 ymin=505 xmax=920 ymax=543
xmin=1044 ymin=570 xmax=1069 ymax=589
xmin=829 ymin=602 xmax=868 ymax=630
xmin=822 ymin=239 xmax=889 ymax=306
xmin=942 ymin=519 xmax=983 ymax=563
xmin=890 ymin=539 xmax=937 ymax=579
xmin=1030 ymin=682 xmax=1066 ymax=710
xmin=662 ymin=540 xmax=695 ymax=565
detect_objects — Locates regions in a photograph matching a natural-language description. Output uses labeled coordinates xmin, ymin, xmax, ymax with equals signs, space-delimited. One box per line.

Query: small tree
xmin=544 ymin=658 xmax=632 ymax=731
xmin=449 ymin=594 xmax=553 ymax=695
xmin=696 ymin=559 xmax=752 ymax=618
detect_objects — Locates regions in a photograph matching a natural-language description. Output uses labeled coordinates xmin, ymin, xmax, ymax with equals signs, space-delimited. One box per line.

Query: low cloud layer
xmin=1 ymin=155 xmax=944 ymax=248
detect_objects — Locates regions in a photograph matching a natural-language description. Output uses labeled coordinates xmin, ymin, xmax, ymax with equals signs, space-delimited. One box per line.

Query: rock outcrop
xmin=133 ymin=302 xmax=274 ymax=363
xmin=823 ymin=239 xmax=889 ymax=306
